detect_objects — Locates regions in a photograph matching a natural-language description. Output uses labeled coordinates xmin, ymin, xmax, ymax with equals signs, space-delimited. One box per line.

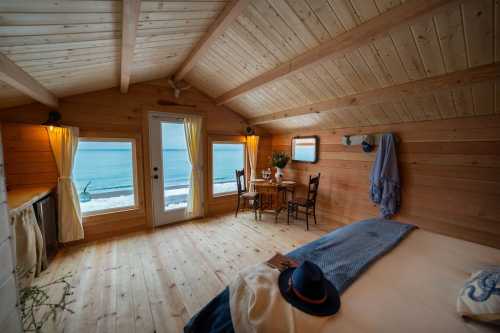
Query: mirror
xmin=291 ymin=136 xmax=318 ymax=163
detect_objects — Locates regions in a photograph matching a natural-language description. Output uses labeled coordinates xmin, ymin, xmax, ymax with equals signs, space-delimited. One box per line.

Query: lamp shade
xmin=42 ymin=111 xmax=62 ymax=127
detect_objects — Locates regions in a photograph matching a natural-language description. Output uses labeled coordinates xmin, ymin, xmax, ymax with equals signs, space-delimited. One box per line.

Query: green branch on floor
xmin=18 ymin=273 xmax=76 ymax=332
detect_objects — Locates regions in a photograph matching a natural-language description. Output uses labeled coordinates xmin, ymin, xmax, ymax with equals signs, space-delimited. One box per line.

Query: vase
xmin=79 ymin=191 xmax=92 ymax=203
xmin=275 ymin=167 xmax=284 ymax=183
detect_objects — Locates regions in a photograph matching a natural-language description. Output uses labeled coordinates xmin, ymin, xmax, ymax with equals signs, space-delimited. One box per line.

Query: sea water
xmin=73 ymin=146 xmax=244 ymax=198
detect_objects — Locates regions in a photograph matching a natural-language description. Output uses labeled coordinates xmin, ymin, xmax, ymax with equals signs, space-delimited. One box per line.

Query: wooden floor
xmin=34 ymin=212 xmax=340 ymax=333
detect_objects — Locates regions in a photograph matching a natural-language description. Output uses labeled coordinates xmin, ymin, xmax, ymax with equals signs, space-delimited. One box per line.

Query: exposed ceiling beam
xmin=215 ymin=0 xmax=461 ymax=105
xmin=173 ymin=0 xmax=252 ymax=82
xmin=0 ymin=53 xmax=58 ymax=108
xmin=248 ymin=62 xmax=499 ymax=125
xmin=120 ymin=0 xmax=141 ymax=93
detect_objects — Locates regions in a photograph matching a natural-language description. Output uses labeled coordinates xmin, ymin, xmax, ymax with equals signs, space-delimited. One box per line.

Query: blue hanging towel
xmin=370 ymin=133 xmax=400 ymax=218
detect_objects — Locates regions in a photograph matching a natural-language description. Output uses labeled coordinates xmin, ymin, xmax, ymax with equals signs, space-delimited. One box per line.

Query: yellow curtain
xmin=184 ymin=116 xmax=204 ymax=218
xmin=47 ymin=126 xmax=84 ymax=243
xmin=246 ymin=135 xmax=259 ymax=191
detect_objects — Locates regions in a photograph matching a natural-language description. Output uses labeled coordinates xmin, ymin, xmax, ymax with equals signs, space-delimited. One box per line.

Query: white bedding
xmin=230 ymin=229 xmax=500 ymax=333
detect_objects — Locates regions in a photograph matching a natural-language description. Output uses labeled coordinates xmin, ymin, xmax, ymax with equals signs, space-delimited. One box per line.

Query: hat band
xmin=288 ymin=278 xmax=327 ymax=305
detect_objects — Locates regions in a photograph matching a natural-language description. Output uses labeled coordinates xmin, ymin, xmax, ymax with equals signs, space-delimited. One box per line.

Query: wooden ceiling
xmin=0 ymin=0 xmax=229 ymax=108
xmin=0 ymin=0 xmax=498 ymax=132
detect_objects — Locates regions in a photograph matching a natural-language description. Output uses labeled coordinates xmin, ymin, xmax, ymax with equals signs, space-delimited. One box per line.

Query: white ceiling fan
xmin=168 ymin=78 xmax=191 ymax=99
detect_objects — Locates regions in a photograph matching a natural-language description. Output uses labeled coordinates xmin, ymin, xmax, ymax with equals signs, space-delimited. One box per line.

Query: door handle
xmin=153 ymin=175 xmax=159 ymax=179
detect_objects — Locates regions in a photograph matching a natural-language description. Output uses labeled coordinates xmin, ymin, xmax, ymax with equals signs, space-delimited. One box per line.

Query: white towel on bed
xmin=229 ymin=263 xmax=331 ymax=333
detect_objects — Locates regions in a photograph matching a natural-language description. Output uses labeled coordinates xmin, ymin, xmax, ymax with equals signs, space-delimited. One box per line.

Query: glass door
xmin=149 ymin=112 xmax=193 ymax=226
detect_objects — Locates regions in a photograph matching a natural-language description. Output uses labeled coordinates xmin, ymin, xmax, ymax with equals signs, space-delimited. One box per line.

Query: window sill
xmin=83 ymin=206 xmax=144 ymax=225
xmin=83 ymin=205 xmax=138 ymax=217
xmin=212 ymin=192 xmax=238 ymax=199
xmin=165 ymin=206 xmax=188 ymax=213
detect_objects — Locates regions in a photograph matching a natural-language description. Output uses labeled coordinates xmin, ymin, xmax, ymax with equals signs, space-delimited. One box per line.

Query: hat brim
xmin=278 ymin=267 xmax=341 ymax=317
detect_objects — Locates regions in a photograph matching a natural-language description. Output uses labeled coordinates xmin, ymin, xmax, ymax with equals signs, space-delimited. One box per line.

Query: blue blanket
xmin=184 ymin=219 xmax=415 ymax=333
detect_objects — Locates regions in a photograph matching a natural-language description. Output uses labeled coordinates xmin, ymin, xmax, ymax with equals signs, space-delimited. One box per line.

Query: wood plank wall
xmin=257 ymin=135 xmax=272 ymax=173
xmin=0 ymin=78 xmax=247 ymax=241
xmin=1 ymin=123 xmax=57 ymax=190
xmin=272 ymin=115 xmax=500 ymax=249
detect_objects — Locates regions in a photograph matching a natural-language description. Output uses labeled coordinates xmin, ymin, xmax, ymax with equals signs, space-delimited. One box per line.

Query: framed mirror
xmin=291 ymin=136 xmax=319 ymax=163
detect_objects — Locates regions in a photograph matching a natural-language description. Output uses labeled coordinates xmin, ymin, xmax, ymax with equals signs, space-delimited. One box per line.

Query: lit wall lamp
xmin=244 ymin=126 xmax=256 ymax=137
xmin=42 ymin=111 xmax=62 ymax=130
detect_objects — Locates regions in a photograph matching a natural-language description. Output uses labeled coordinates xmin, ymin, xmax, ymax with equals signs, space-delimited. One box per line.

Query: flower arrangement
xmin=271 ymin=151 xmax=290 ymax=169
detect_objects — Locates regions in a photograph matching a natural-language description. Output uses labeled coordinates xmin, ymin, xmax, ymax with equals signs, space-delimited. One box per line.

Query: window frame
xmin=210 ymin=139 xmax=247 ymax=198
xmin=74 ymin=136 xmax=140 ymax=218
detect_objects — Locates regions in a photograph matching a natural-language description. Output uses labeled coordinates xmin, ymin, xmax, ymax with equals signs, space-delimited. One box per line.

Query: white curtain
xmin=184 ymin=116 xmax=204 ymax=218
xmin=47 ymin=126 xmax=84 ymax=243
xmin=11 ymin=206 xmax=44 ymax=288
xmin=247 ymin=135 xmax=259 ymax=191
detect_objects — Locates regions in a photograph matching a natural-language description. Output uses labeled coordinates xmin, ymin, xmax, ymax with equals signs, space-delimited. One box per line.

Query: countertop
xmin=7 ymin=186 xmax=54 ymax=215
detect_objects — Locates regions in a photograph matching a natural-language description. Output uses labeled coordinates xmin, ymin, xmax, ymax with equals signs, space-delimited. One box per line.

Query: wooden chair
xmin=287 ymin=173 xmax=320 ymax=230
xmin=235 ymin=169 xmax=260 ymax=220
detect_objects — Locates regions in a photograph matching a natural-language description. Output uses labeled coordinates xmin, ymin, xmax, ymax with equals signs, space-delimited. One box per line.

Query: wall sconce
xmin=244 ymin=126 xmax=255 ymax=136
xmin=42 ymin=111 xmax=62 ymax=130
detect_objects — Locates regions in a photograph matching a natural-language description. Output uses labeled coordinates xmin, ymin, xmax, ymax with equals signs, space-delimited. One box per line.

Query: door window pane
xmin=73 ymin=140 xmax=137 ymax=215
xmin=162 ymin=122 xmax=191 ymax=211
xmin=212 ymin=143 xmax=245 ymax=195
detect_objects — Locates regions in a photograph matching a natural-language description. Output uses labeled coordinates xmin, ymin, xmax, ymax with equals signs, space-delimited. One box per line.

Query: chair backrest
xmin=235 ymin=169 xmax=246 ymax=194
xmin=307 ymin=173 xmax=320 ymax=204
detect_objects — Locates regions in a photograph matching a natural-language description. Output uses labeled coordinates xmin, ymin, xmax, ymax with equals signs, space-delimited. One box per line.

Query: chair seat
xmin=289 ymin=197 xmax=312 ymax=207
xmin=241 ymin=191 xmax=259 ymax=199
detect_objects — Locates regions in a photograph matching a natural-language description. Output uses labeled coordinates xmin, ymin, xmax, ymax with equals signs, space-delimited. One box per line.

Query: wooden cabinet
xmin=0 ymin=126 xmax=22 ymax=332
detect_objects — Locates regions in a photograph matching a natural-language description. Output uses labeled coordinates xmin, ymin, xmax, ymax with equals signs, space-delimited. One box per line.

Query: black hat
xmin=278 ymin=261 xmax=341 ymax=316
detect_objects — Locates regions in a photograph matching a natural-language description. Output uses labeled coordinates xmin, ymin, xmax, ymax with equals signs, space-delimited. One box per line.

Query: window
xmin=212 ymin=142 xmax=245 ymax=196
xmin=73 ymin=139 xmax=138 ymax=215
xmin=161 ymin=122 xmax=191 ymax=211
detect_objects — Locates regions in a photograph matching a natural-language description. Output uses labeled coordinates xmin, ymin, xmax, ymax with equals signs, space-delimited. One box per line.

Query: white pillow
xmin=457 ymin=268 xmax=500 ymax=325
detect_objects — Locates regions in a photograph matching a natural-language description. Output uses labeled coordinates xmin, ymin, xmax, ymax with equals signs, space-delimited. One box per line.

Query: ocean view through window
xmin=162 ymin=122 xmax=190 ymax=211
xmin=212 ymin=143 xmax=245 ymax=196
xmin=73 ymin=135 xmax=246 ymax=214
xmin=73 ymin=139 xmax=137 ymax=214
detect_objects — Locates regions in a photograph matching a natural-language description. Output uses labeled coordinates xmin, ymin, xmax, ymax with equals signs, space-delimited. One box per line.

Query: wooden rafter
xmin=0 ymin=53 xmax=58 ymax=108
xmin=120 ymin=0 xmax=141 ymax=94
xmin=173 ymin=0 xmax=252 ymax=82
xmin=248 ymin=63 xmax=500 ymax=125
xmin=215 ymin=0 xmax=461 ymax=105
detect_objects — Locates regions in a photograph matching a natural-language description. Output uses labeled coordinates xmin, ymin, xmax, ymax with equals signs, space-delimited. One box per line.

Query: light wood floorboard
xmin=33 ymin=212 xmax=341 ymax=333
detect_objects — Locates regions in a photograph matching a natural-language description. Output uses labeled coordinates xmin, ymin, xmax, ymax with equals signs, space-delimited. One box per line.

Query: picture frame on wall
xmin=291 ymin=136 xmax=319 ymax=163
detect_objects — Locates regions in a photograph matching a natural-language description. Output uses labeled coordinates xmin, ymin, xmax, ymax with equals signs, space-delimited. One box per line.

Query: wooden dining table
xmin=251 ymin=179 xmax=296 ymax=222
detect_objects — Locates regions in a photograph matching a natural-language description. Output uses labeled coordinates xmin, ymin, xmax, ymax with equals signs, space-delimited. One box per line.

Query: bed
xmin=185 ymin=219 xmax=500 ymax=333
xmin=315 ymin=228 xmax=500 ymax=332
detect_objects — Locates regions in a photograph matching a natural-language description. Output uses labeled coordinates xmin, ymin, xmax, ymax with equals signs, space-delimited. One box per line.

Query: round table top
xmin=251 ymin=179 xmax=296 ymax=187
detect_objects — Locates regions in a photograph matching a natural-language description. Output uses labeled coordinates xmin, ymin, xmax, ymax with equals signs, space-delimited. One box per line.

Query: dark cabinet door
xmin=34 ymin=194 xmax=58 ymax=269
